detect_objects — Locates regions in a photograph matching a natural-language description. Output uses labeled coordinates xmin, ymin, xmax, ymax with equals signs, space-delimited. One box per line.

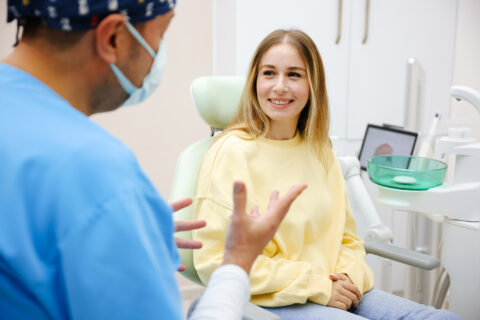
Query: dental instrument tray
xmin=367 ymin=155 xmax=447 ymax=190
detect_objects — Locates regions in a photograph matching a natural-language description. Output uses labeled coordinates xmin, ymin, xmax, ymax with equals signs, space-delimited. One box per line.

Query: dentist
xmin=0 ymin=1 xmax=306 ymax=319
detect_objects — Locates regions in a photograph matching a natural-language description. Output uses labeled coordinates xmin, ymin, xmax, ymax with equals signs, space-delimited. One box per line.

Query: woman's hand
xmin=327 ymin=273 xmax=362 ymax=310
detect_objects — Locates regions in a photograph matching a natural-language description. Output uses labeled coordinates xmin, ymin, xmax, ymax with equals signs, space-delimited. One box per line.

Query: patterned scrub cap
xmin=7 ymin=0 xmax=176 ymax=31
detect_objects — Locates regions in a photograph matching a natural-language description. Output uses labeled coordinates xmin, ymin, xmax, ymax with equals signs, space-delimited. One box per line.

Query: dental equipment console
xmin=375 ymin=86 xmax=480 ymax=221
xmin=370 ymin=86 xmax=480 ymax=320
xmin=339 ymin=157 xmax=440 ymax=270
xmin=340 ymin=124 xmax=440 ymax=271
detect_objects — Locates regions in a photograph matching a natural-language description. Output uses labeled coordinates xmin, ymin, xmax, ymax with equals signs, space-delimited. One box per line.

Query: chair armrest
xmin=364 ymin=240 xmax=440 ymax=270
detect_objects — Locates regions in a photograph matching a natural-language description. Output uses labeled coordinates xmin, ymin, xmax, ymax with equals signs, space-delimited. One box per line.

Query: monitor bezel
xmin=357 ymin=124 xmax=418 ymax=171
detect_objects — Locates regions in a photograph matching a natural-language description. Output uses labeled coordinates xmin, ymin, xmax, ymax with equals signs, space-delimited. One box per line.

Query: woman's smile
xmin=269 ymin=98 xmax=294 ymax=108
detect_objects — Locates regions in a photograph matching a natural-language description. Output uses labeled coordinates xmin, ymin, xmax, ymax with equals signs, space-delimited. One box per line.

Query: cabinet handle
xmin=362 ymin=0 xmax=370 ymax=44
xmin=335 ymin=0 xmax=343 ymax=44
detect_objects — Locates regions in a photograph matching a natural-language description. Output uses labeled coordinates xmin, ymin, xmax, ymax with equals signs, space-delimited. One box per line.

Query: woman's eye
xmin=289 ymin=72 xmax=301 ymax=78
xmin=263 ymin=70 xmax=275 ymax=76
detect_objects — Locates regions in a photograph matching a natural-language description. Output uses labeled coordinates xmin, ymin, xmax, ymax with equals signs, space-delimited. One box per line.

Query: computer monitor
xmin=358 ymin=124 xmax=418 ymax=170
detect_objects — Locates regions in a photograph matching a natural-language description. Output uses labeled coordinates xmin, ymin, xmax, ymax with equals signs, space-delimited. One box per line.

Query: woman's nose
xmin=273 ymin=75 xmax=288 ymax=93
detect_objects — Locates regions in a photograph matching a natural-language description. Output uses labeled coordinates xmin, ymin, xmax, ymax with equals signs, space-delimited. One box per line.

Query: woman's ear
xmin=94 ymin=14 xmax=129 ymax=65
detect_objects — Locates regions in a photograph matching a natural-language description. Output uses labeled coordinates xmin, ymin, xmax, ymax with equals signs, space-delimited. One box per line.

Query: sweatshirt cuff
xmin=336 ymin=260 xmax=374 ymax=297
xmin=307 ymin=273 xmax=332 ymax=306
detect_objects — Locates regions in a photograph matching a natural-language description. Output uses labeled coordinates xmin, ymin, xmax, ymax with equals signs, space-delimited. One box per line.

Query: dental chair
xmin=169 ymin=76 xmax=440 ymax=319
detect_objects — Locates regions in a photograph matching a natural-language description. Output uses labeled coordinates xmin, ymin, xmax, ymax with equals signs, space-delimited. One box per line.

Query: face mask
xmin=110 ymin=21 xmax=167 ymax=107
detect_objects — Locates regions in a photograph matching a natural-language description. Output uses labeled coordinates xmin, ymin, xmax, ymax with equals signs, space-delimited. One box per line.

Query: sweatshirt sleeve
xmin=334 ymin=194 xmax=375 ymax=297
xmin=249 ymin=253 xmax=332 ymax=306
xmin=193 ymin=197 xmax=333 ymax=307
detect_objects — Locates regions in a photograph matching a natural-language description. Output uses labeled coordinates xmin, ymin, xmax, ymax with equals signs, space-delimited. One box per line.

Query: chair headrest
xmin=190 ymin=76 xmax=245 ymax=130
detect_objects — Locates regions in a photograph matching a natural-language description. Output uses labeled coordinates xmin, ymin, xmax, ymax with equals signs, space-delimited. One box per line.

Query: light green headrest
xmin=190 ymin=76 xmax=245 ymax=129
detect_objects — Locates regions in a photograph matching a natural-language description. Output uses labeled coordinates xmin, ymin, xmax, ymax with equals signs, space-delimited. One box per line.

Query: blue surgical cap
xmin=7 ymin=0 xmax=176 ymax=31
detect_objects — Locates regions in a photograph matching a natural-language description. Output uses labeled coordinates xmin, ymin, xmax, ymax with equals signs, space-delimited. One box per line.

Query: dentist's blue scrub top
xmin=0 ymin=63 xmax=183 ymax=319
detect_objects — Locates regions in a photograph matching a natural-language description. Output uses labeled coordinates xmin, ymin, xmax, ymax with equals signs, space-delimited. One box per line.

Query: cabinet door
xmin=233 ymin=0 xmax=351 ymax=137
xmin=346 ymin=0 xmax=457 ymax=139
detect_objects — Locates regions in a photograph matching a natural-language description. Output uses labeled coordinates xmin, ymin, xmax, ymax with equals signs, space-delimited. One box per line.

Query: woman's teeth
xmin=271 ymin=99 xmax=292 ymax=105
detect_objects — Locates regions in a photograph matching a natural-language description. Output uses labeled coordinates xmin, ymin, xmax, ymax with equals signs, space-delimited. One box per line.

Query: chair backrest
xmin=169 ymin=76 xmax=245 ymax=285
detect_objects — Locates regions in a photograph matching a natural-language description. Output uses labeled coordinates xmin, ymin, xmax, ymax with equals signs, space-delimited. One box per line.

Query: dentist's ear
xmin=94 ymin=14 xmax=130 ymax=65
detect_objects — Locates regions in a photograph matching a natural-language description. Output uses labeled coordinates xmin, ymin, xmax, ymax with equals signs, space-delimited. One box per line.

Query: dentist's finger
xmin=178 ymin=264 xmax=187 ymax=272
xmin=250 ymin=205 xmax=260 ymax=218
xmin=175 ymin=220 xmax=206 ymax=232
xmin=170 ymin=198 xmax=193 ymax=212
xmin=175 ymin=238 xmax=203 ymax=249
xmin=266 ymin=190 xmax=279 ymax=210
xmin=232 ymin=181 xmax=247 ymax=217
xmin=265 ymin=184 xmax=307 ymax=223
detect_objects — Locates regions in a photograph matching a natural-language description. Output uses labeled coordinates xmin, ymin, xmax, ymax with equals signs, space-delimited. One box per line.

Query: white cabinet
xmin=213 ymin=0 xmax=457 ymax=140
xmin=347 ymin=0 xmax=457 ymax=139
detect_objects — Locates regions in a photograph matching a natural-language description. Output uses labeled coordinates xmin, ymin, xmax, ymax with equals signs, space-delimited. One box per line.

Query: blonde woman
xmin=192 ymin=29 xmax=459 ymax=320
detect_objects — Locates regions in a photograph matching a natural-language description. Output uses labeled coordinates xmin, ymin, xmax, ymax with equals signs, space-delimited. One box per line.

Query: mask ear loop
xmin=13 ymin=19 xmax=23 ymax=47
xmin=109 ymin=19 xmax=150 ymax=95
xmin=124 ymin=20 xmax=156 ymax=58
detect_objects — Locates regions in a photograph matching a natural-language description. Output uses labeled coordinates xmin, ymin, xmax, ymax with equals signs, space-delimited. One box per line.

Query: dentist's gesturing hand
xmin=222 ymin=181 xmax=307 ymax=274
xmin=170 ymin=198 xmax=207 ymax=272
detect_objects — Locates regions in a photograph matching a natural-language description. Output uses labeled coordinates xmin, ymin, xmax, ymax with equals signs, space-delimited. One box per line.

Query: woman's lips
xmin=269 ymin=99 xmax=293 ymax=108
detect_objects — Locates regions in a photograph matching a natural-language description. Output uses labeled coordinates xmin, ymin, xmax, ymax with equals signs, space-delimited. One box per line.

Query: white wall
xmin=451 ymin=0 xmax=480 ymax=139
xmin=0 ymin=3 xmax=17 ymax=58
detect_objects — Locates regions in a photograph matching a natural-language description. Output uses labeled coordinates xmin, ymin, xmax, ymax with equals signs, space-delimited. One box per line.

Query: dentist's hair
xmin=224 ymin=29 xmax=331 ymax=165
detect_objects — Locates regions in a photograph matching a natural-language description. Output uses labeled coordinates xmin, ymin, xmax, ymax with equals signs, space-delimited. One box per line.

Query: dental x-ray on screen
xmin=358 ymin=124 xmax=418 ymax=170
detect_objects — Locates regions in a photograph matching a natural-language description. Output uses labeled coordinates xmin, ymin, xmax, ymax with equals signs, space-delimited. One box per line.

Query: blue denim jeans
xmin=263 ymin=289 xmax=462 ymax=320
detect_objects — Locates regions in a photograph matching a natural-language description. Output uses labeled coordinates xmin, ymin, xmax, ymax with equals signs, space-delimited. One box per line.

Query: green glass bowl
xmin=367 ymin=155 xmax=447 ymax=190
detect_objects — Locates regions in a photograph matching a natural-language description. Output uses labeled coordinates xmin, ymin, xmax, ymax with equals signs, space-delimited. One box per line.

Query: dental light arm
xmin=450 ymin=86 xmax=480 ymax=113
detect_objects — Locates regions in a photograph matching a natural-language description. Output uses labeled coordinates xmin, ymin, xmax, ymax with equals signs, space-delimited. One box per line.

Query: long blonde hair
xmin=224 ymin=29 xmax=332 ymax=166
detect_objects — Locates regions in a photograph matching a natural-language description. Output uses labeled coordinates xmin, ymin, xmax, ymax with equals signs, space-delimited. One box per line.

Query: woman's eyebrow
xmin=287 ymin=66 xmax=306 ymax=71
xmin=259 ymin=64 xmax=276 ymax=70
xmin=259 ymin=65 xmax=306 ymax=71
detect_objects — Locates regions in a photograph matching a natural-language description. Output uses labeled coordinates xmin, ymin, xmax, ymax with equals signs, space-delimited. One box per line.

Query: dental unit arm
xmin=338 ymin=157 xmax=440 ymax=270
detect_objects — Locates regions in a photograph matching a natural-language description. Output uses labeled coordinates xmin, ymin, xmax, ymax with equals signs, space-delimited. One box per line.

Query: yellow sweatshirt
xmin=192 ymin=130 xmax=374 ymax=307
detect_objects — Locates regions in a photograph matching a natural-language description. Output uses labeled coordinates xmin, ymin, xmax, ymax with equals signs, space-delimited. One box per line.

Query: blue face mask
xmin=110 ymin=21 xmax=167 ymax=107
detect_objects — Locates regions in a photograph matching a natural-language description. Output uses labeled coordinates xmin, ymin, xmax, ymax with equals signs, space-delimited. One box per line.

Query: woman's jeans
xmin=263 ymin=289 xmax=462 ymax=320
